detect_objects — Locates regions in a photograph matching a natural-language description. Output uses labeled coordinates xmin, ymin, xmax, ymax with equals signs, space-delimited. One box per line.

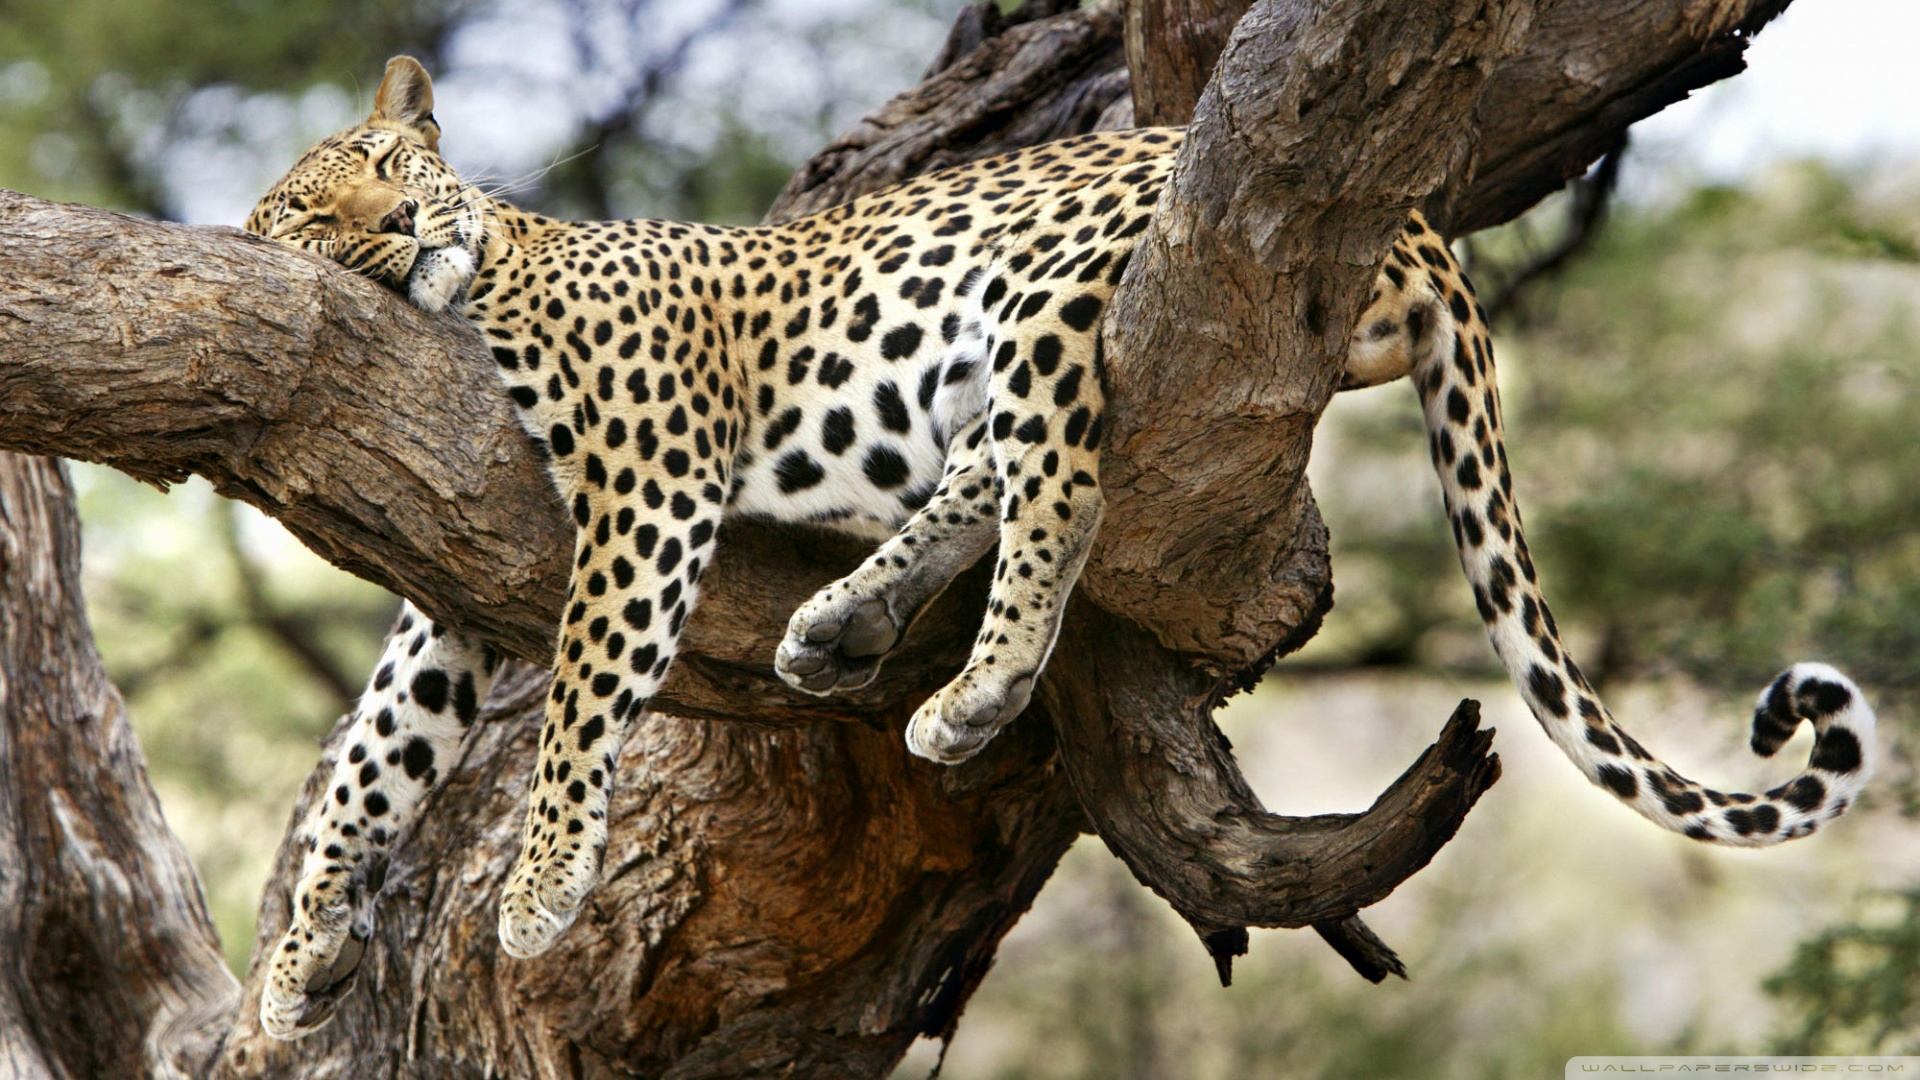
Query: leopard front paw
xmin=905 ymin=672 xmax=1036 ymax=764
xmin=775 ymin=592 xmax=903 ymax=695
xmin=497 ymin=846 xmax=600 ymax=959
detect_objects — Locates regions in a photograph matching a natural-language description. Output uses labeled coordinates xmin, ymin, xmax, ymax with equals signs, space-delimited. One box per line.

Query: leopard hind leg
xmin=260 ymin=602 xmax=497 ymax=1039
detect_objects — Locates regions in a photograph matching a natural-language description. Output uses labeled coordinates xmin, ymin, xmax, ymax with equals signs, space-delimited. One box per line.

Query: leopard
xmin=245 ymin=56 xmax=1876 ymax=1039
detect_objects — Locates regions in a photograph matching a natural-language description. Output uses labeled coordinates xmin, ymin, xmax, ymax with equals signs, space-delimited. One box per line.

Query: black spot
xmin=402 ymin=738 xmax=435 ymax=780
xmin=992 ymin=340 xmax=1017 ymax=373
xmin=775 ymin=451 xmax=826 ymax=492
xmin=373 ymin=662 xmax=395 ymax=691
xmin=1799 ymin=678 xmax=1854 ymax=718
xmin=365 ymin=791 xmax=389 ymax=817
xmin=412 ymin=669 xmax=450 ymax=713
xmin=1058 ymin=294 xmax=1102 ymax=332
xmin=863 ymin=445 xmax=911 ymax=489
xmin=629 ymin=643 xmax=658 ymax=675
xmin=817 ymin=352 xmax=854 ymax=389
xmin=762 ymin=406 xmax=803 ymax=452
xmin=881 ymin=323 xmax=924 ymax=360
xmin=1661 ymin=789 xmax=1705 ymax=816
xmin=657 ymin=537 xmax=683 ymax=575
xmin=1782 ymin=775 xmax=1827 ymax=812
xmin=549 ymin=424 xmax=575 ymax=456
xmin=1585 ymin=727 xmax=1621 ymax=755
xmin=1007 ymin=362 xmax=1032 ymax=398
xmin=1030 ymin=334 xmax=1063 ymax=377
xmin=874 ymin=382 xmax=912 ymax=433
xmin=1455 ymin=455 xmax=1482 ymax=490
xmin=1458 ymin=508 xmax=1484 ymax=547
xmin=624 ymin=597 xmax=652 ymax=629
xmin=1526 ymin=663 xmax=1569 ymax=718
xmin=576 ymin=715 xmax=606 ymax=751
xmin=454 ymin=673 xmax=479 ymax=725
xmin=1446 ymin=387 xmax=1470 ymax=424
xmin=591 ymin=672 xmax=619 ymax=697
xmin=1015 ymin=416 xmax=1047 ymax=443
xmin=1053 ymin=365 xmax=1084 ymax=407
xmin=1751 ymin=671 xmax=1799 ymax=756
xmin=1809 ymin=726 xmax=1864 ymax=774
xmin=846 ymin=294 xmax=881 ymax=342
xmin=1063 ymin=407 xmax=1090 ymax=446
xmin=822 ymin=407 xmax=856 ymax=454
xmin=981 ymin=276 xmax=1007 ymax=309
xmin=1596 ymin=764 xmax=1637 ymax=799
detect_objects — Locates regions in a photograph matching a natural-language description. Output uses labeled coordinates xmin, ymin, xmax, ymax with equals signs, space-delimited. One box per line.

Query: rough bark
xmin=0 ymin=455 xmax=238 ymax=1080
xmin=1124 ymin=0 xmax=1252 ymax=126
xmin=0 ymin=0 xmax=1795 ymax=1075
xmin=1122 ymin=0 xmax=1795 ymax=232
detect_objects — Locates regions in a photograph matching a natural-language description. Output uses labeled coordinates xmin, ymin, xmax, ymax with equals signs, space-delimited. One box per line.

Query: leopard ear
xmin=371 ymin=56 xmax=441 ymax=152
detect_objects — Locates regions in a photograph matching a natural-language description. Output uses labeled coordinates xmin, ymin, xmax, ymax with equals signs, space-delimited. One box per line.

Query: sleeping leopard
xmin=245 ymin=56 xmax=1876 ymax=1038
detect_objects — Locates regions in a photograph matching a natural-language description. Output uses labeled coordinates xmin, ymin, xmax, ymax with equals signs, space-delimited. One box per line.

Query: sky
xmin=1629 ymin=0 xmax=1920 ymax=182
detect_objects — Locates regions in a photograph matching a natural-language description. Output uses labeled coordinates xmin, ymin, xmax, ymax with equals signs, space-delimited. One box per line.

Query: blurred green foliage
xmin=1766 ymin=883 xmax=1920 ymax=1053
xmin=0 ymin=0 xmax=472 ymax=213
xmin=1767 ymin=890 xmax=1920 ymax=1054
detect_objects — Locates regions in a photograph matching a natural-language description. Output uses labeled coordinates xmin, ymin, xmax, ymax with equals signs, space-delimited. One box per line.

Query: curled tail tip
xmin=1750 ymin=661 xmax=1876 ymax=761
xmin=1578 ymin=662 xmax=1875 ymax=849
xmin=1667 ymin=661 xmax=1876 ymax=849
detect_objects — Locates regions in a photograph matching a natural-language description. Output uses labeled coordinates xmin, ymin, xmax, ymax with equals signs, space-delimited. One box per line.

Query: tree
xmin=0 ymin=0 xmax=1810 ymax=1075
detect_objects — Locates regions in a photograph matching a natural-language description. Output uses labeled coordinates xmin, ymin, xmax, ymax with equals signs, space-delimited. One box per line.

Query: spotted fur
xmin=246 ymin=56 xmax=1874 ymax=1039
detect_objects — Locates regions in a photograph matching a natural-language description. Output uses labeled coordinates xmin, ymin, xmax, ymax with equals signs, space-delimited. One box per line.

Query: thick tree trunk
xmin=0 ymin=0 xmax=1794 ymax=1076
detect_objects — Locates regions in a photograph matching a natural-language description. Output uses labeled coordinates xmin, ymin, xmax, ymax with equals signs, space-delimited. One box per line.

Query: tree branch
xmin=1068 ymin=0 xmax=1529 ymax=978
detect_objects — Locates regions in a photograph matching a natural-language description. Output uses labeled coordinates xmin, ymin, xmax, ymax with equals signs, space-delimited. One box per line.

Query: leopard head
xmin=248 ymin=57 xmax=483 ymax=312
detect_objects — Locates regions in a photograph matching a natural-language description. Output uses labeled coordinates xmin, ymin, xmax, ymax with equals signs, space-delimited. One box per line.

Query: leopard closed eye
xmin=245 ymin=55 xmax=1875 ymax=1040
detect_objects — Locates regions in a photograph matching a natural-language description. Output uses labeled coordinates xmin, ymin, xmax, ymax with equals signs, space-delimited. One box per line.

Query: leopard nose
xmin=376 ymin=199 xmax=417 ymax=235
